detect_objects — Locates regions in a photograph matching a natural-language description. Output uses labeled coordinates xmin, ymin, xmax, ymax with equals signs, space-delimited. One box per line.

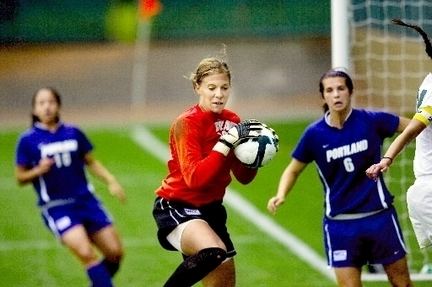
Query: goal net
xmin=347 ymin=0 xmax=432 ymax=280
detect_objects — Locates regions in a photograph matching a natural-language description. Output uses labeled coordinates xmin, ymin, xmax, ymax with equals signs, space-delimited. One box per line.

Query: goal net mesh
xmin=349 ymin=0 xmax=432 ymax=276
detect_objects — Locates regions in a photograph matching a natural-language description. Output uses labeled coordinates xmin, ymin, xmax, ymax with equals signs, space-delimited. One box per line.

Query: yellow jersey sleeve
xmin=413 ymin=106 xmax=432 ymax=126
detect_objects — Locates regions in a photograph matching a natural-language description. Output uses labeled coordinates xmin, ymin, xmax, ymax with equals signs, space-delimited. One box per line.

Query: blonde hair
xmin=189 ymin=57 xmax=231 ymax=89
xmin=190 ymin=45 xmax=231 ymax=85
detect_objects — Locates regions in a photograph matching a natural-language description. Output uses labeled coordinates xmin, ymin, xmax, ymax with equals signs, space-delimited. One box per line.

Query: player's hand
xmin=108 ymin=180 xmax=126 ymax=203
xmin=36 ymin=158 xmax=54 ymax=175
xmin=267 ymin=196 xmax=285 ymax=215
xmin=365 ymin=159 xmax=391 ymax=181
xmin=236 ymin=119 xmax=266 ymax=139
xmin=213 ymin=119 xmax=265 ymax=156
xmin=227 ymin=119 xmax=267 ymax=144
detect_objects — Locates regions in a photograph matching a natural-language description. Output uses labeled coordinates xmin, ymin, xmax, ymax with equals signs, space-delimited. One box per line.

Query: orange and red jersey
xmin=155 ymin=104 xmax=257 ymax=207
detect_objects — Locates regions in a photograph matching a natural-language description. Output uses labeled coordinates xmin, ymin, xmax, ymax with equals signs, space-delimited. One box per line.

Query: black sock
xmin=164 ymin=247 xmax=227 ymax=287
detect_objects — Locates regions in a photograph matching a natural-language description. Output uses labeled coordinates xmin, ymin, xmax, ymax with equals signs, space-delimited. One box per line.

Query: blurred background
xmin=2 ymin=1 xmax=432 ymax=286
xmin=0 ymin=0 xmax=330 ymax=127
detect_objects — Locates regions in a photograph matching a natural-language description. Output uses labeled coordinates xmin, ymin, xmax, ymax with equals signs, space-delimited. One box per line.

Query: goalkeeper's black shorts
xmin=152 ymin=196 xmax=236 ymax=258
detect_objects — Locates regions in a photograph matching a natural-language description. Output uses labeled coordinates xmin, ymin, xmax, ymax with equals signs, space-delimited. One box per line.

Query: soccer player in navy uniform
xmin=152 ymin=56 xmax=264 ymax=287
xmin=267 ymin=68 xmax=413 ymax=286
xmin=15 ymin=87 xmax=126 ymax=287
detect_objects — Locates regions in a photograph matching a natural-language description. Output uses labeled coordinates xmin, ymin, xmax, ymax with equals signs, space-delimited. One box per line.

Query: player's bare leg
xmin=90 ymin=225 xmax=124 ymax=277
xmin=180 ymin=219 xmax=227 ymax=255
xmin=90 ymin=225 xmax=124 ymax=262
xmin=62 ymin=224 xmax=113 ymax=286
xmin=383 ymin=257 xmax=413 ymax=287
xmin=61 ymin=224 xmax=99 ymax=266
xmin=334 ymin=266 xmax=362 ymax=287
xmin=202 ymin=258 xmax=235 ymax=287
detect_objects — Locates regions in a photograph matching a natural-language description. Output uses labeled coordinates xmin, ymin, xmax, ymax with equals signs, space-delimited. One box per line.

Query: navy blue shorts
xmin=40 ymin=193 xmax=113 ymax=238
xmin=324 ymin=207 xmax=407 ymax=268
xmin=152 ymin=197 xmax=236 ymax=258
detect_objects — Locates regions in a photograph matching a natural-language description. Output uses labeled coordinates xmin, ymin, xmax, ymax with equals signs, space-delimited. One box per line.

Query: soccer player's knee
xmin=108 ymin=249 xmax=124 ymax=263
xmin=162 ymin=247 xmax=227 ymax=287
xmin=196 ymin=247 xmax=227 ymax=268
xmin=104 ymin=244 xmax=124 ymax=263
xmin=74 ymin=245 xmax=98 ymax=264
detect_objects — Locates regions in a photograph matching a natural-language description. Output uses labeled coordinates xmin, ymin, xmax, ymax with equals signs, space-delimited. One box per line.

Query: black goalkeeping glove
xmin=213 ymin=119 xmax=265 ymax=156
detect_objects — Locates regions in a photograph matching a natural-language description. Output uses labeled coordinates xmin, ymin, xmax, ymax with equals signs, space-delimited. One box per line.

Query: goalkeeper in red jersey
xmin=152 ymin=56 xmax=263 ymax=287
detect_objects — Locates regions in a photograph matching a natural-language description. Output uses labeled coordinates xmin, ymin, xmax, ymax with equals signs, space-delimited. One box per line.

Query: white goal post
xmin=331 ymin=0 xmax=350 ymax=69
xmin=331 ymin=0 xmax=432 ymax=282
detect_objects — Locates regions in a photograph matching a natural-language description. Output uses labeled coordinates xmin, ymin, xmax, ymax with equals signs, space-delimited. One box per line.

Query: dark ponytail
xmin=392 ymin=19 xmax=432 ymax=60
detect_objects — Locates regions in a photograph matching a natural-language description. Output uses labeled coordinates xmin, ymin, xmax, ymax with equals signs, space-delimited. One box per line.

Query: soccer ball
xmin=234 ymin=125 xmax=279 ymax=168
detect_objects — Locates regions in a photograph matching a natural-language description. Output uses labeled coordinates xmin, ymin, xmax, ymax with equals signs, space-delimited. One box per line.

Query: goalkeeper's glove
xmin=213 ymin=119 xmax=265 ymax=156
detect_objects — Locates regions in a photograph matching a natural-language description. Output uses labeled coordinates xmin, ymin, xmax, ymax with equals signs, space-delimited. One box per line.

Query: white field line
xmin=130 ymin=125 xmax=335 ymax=282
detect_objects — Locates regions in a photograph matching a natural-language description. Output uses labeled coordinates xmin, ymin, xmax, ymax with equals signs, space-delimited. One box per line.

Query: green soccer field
xmin=1 ymin=121 xmax=430 ymax=287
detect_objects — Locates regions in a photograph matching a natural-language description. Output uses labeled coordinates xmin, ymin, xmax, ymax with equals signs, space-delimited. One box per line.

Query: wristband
xmin=381 ymin=156 xmax=393 ymax=164
xmin=213 ymin=141 xmax=232 ymax=156
xmin=218 ymin=138 xmax=234 ymax=149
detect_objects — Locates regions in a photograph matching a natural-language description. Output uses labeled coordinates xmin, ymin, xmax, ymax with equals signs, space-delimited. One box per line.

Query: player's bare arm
xmin=15 ymin=157 xmax=54 ymax=185
xmin=84 ymin=153 xmax=126 ymax=203
xmin=396 ymin=116 xmax=411 ymax=133
xmin=366 ymin=119 xmax=426 ymax=180
xmin=267 ymin=159 xmax=307 ymax=215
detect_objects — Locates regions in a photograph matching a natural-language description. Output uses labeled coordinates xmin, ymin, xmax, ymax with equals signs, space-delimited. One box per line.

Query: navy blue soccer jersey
xmin=16 ymin=123 xmax=94 ymax=205
xmin=292 ymin=109 xmax=399 ymax=218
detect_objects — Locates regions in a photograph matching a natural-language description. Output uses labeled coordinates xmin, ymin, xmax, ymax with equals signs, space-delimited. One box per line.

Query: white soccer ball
xmin=234 ymin=125 xmax=279 ymax=168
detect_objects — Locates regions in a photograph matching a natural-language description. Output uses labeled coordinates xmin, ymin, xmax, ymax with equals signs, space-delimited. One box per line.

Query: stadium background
xmin=0 ymin=0 xmax=329 ymax=127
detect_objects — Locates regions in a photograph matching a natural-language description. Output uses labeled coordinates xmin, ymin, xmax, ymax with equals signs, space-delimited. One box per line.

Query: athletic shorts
xmin=152 ymin=196 xmax=236 ymax=258
xmin=323 ymin=207 xmax=407 ymax=268
xmin=40 ymin=193 xmax=113 ymax=238
xmin=407 ymin=177 xmax=432 ymax=249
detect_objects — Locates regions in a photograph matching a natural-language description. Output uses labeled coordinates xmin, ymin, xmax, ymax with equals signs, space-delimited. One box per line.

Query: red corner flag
xmin=139 ymin=0 xmax=162 ymax=21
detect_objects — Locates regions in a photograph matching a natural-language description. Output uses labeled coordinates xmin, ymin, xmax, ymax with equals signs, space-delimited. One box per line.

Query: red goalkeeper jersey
xmin=155 ymin=105 xmax=257 ymax=207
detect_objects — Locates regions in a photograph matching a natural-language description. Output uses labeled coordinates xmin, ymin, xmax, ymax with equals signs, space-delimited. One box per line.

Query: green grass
xmin=0 ymin=121 xmax=430 ymax=286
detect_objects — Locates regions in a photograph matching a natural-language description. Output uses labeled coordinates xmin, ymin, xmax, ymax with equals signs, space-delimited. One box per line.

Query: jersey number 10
xmin=52 ymin=152 xmax=72 ymax=168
